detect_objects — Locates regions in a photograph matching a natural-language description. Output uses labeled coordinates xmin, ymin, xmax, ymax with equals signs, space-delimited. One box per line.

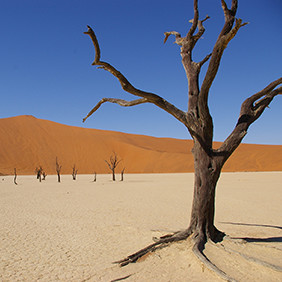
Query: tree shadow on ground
xmin=220 ymin=221 xmax=282 ymax=243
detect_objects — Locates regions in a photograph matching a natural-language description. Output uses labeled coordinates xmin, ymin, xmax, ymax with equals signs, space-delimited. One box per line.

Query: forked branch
xmin=215 ymin=78 xmax=282 ymax=161
xmin=200 ymin=0 xmax=247 ymax=101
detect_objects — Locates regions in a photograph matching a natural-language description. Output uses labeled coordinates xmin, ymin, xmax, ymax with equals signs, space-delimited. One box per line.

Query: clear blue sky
xmin=1 ymin=0 xmax=281 ymax=144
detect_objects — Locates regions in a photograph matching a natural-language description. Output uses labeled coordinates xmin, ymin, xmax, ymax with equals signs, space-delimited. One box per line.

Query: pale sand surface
xmin=0 ymin=172 xmax=281 ymax=281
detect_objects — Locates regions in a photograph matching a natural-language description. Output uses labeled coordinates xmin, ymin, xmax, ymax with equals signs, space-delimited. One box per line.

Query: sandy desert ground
xmin=0 ymin=172 xmax=281 ymax=281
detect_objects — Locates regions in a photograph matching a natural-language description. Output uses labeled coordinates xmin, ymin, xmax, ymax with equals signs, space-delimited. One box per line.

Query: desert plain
xmin=0 ymin=172 xmax=281 ymax=281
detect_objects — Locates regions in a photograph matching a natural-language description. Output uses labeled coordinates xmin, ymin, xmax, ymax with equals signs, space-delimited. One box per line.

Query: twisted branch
xmin=163 ymin=31 xmax=183 ymax=45
xmin=84 ymin=26 xmax=188 ymax=126
xmin=215 ymin=78 xmax=282 ymax=161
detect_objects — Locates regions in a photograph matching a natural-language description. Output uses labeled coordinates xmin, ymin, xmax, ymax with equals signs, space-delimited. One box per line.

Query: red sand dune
xmin=0 ymin=115 xmax=281 ymax=175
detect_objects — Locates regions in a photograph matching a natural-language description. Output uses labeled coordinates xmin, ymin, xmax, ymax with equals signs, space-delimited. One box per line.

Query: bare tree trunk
xmin=35 ymin=166 xmax=43 ymax=182
xmin=72 ymin=164 xmax=78 ymax=180
xmin=93 ymin=172 xmax=97 ymax=182
xmin=56 ymin=157 xmax=62 ymax=183
xmin=188 ymin=141 xmax=224 ymax=242
xmin=14 ymin=168 xmax=18 ymax=185
xmin=120 ymin=168 xmax=125 ymax=181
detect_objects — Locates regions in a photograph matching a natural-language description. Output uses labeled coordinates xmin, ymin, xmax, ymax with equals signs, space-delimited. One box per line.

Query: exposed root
xmin=114 ymin=225 xmax=282 ymax=282
xmin=192 ymin=236 xmax=236 ymax=282
xmin=110 ymin=274 xmax=133 ymax=282
xmin=115 ymin=228 xmax=237 ymax=281
xmin=114 ymin=229 xmax=192 ymax=267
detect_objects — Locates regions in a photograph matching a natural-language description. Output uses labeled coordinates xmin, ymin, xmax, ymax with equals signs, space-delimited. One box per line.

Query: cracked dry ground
xmin=0 ymin=173 xmax=281 ymax=281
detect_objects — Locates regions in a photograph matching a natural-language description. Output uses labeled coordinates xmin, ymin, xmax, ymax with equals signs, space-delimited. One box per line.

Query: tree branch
xmin=187 ymin=0 xmax=199 ymax=38
xmin=105 ymin=160 xmax=112 ymax=170
xmin=83 ymin=98 xmax=148 ymax=122
xmin=244 ymin=77 xmax=282 ymax=107
xmin=84 ymin=25 xmax=101 ymax=64
xmin=253 ymin=86 xmax=282 ymax=115
xmin=164 ymin=31 xmax=183 ymax=45
xmin=199 ymin=53 xmax=212 ymax=67
xmin=200 ymin=1 xmax=247 ymax=101
xmin=84 ymin=26 xmax=188 ymax=126
xmin=192 ymin=15 xmax=210 ymax=45
xmin=215 ymin=78 xmax=282 ymax=163
xmin=164 ymin=0 xmax=213 ymax=146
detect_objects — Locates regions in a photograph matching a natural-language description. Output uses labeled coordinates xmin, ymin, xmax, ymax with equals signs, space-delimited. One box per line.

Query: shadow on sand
xmin=220 ymin=221 xmax=282 ymax=243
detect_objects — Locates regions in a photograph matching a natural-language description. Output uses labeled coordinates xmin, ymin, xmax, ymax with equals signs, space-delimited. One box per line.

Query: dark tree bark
xmin=83 ymin=0 xmax=282 ymax=279
xmin=72 ymin=164 xmax=78 ymax=180
xmin=35 ymin=166 xmax=43 ymax=182
xmin=105 ymin=152 xmax=121 ymax=181
xmin=14 ymin=168 xmax=18 ymax=185
xmin=42 ymin=171 xmax=47 ymax=180
xmin=93 ymin=172 xmax=97 ymax=182
xmin=56 ymin=157 xmax=62 ymax=183
xmin=120 ymin=168 xmax=125 ymax=182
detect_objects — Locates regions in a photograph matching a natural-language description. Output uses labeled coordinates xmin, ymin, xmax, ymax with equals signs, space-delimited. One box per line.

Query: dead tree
xmin=105 ymin=152 xmax=121 ymax=181
xmin=72 ymin=164 xmax=78 ymax=180
xmin=14 ymin=168 xmax=18 ymax=185
xmin=56 ymin=157 xmax=62 ymax=183
xmin=35 ymin=166 xmax=43 ymax=182
xmin=42 ymin=171 xmax=47 ymax=180
xmin=83 ymin=1 xmax=282 ymax=279
xmin=93 ymin=171 xmax=97 ymax=182
xmin=120 ymin=167 xmax=125 ymax=182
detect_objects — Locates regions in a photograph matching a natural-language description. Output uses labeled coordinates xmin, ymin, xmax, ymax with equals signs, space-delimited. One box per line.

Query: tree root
xmin=115 ymin=229 xmax=238 ymax=281
xmin=114 ymin=229 xmax=192 ymax=267
xmin=192 ymin=236 xmax=236 ymax=282
xmin=115 ymin=228 xmax=282 ymax=281
xmin=110 ymin=274 xmax=133 ymax=282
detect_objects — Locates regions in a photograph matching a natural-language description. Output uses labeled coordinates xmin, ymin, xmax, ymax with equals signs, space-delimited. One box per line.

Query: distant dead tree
xmin=14 ymin=168 xmax=18 ymax=185
xmin=72 ymin=164 xmax=78 ymax=180
xmin=56 ymin=157 xmax=62 ymax=183
xmin=42 ymin=171 xmax=47 ymax=180
xmin=105 ymin=152 xmax=121 ymax=181
xmin=35 ymin=166 xmax=43 ymax=182
xmin=120 ymin=167 xmax=125 ymax=181
xmin=93 ymin=171 xmax=97 ymax=182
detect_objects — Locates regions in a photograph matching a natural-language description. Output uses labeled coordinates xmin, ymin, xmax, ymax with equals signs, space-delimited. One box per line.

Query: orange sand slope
xmin=0 ymin=115 xmax=281 ymax=175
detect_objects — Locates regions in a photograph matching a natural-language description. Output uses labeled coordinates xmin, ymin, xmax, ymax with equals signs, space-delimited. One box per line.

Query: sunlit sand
xmin=1 ymin=172 xmax=281 ymax=281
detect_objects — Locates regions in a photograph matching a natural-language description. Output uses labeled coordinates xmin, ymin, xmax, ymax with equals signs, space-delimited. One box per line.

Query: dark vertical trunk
xmin=112 ymin=169 xmax=115 ymax=181
xmin=188 ymin=141 xmax=224 ymax=242
xmin=121 ymin=168 xmax=125 ymax=181
xmin=14 ymin=168 xmax=18 ymax=185
xmin=57 ymin=173 xmax=61 ymax=183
